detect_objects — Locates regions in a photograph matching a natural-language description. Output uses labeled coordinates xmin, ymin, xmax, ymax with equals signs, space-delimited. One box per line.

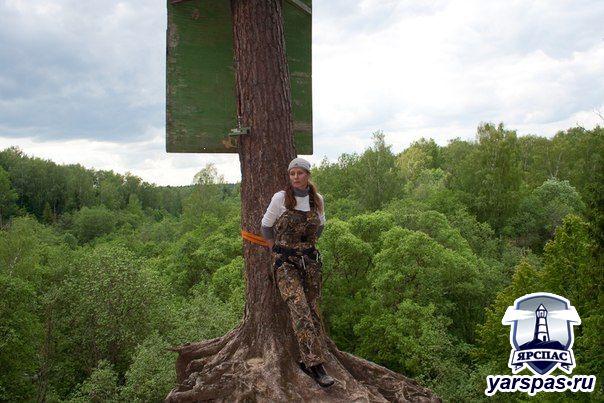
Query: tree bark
xmin=166 ymin=1 xmax=440 ymax=401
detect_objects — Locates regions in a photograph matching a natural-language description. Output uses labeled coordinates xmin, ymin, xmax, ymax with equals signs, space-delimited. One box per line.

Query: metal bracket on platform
xmin=229 ymin=116 xmax=250 ymax=137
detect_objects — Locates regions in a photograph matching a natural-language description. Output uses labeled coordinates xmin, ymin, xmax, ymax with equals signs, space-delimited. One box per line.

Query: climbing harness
xmin=272 ymin=244 xmax=320 ymax=270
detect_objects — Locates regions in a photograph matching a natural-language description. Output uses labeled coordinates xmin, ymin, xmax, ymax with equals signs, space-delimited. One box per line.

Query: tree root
xmin=165 ymin=324 xmax=440 ymax=402
xmin=170 ymin=324 xmax=242 ymax=384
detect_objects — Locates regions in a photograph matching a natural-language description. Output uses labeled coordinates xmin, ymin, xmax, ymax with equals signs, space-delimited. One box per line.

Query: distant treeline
xmin=0 ymin=147 xmax=205 ymax=220
xmin=313 ymin=124 xmax=602 ymax=247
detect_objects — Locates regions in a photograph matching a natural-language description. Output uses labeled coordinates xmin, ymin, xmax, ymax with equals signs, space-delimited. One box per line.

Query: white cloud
xmin=0 ymin=0 xmax=166 ymax=141
xmin=313 ymin=0 xmax=604 ymax=158
xmin=1 ymin=0 xmax=603 ymax=185
xmin=0 ymin=127 xmax=242 ymax=186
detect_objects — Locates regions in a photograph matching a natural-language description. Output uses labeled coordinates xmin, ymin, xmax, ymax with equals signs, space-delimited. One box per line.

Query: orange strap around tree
xmin=241 ymin=230 xmax=269 ymax=247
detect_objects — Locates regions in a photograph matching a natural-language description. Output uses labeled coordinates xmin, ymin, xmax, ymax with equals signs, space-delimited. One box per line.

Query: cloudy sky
xmin=1 ymin=0 xmax=603 ymax=185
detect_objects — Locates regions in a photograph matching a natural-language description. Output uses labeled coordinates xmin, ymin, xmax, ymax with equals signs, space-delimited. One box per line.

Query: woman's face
xmin=289 ymin=168 xmax=310 ymax=190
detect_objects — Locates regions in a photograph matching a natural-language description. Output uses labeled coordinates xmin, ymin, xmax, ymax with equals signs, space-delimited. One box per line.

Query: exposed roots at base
xmin=165 ymin=325 xmax=440 ymax=403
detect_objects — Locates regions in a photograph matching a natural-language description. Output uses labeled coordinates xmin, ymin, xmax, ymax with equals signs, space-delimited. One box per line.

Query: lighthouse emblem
xmin=534 ymin=304 xmax=549 ymax=342
xmin=502 ymin=292 xmax=581 ymax=375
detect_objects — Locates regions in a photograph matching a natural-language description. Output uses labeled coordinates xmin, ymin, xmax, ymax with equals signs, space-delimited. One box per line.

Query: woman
xmin=261 ymin=157 xmax=335 ymax=387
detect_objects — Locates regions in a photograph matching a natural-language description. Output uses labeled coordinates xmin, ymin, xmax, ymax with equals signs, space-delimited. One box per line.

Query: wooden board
xmin=166 ymin=0 xmax=312 ymax=154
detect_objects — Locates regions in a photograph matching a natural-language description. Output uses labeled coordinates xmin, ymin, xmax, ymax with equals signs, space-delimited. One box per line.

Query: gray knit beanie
xmin=288 ymin=157 xmax=311 ymax=172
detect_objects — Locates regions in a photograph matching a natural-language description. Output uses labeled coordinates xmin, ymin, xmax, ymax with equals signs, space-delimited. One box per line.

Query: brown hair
xmin=284 ymin=181 xmax=323 ymax=213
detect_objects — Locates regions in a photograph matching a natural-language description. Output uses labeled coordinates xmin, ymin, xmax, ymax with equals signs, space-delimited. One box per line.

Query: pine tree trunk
xmin=233 ymin=0 xmax=297 ymax=334
xmin=166 ymin=1 xmax=439 ymax=401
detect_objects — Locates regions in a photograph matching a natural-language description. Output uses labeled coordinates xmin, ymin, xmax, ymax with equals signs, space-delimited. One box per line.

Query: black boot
xmin=309 ymin=364 xmax=335 ymax=387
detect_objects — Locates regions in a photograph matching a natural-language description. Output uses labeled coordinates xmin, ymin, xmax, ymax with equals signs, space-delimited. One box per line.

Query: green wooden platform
xmin=166 ymin=0 xmax=312 ymax=154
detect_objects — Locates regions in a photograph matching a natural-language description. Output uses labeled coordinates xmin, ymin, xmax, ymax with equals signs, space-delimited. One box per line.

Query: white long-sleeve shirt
xmin=261 ymin=190 xmax=325 ymax=240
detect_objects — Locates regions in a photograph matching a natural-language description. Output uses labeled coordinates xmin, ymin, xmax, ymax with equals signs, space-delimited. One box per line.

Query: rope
xmin=241 ymin=230 xmax=269 ymax=247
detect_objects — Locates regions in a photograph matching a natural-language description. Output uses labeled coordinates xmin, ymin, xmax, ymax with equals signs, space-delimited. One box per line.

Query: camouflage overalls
xmin=272 ymin=206 xmax=326 ymax=368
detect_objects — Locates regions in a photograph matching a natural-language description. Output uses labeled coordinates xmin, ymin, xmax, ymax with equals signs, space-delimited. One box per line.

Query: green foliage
xmin=0 ymin=147 xmax=193 ymax=221
xmin=548 ymin=127 xmax=603 ymax=209
xmin=42 ymin=201 xmax=55 ymax=223
xmin=517 ymin=135 xmax=556 ymax=188
xmin=55 ymin=245 xmax=168 ymax=383
xmin=0 ymin=216 xmax=64 ymax=282
xmin=319 ymin=219 xmax=374 ymax=282
xmin=313 ymin=154 xmax=361 ymax=203
xmin=0 ymin=274 xmax=42 ymax=401
xmin=162 ymin=214 xmax=242 ymax=293
xmin=322 ymin=193 xmax=364 ymax=221
xmin=98 ymin=171 xmax=125 ymax=210
xmin=352 ymin=132 xmax=402 ymax=211
xmin=344 ymin=132 xmax=398 ymax=211
xmin=353 ymin=298 xmax=476 ymax=402
xmin=406 ymin=168 xmax=450 ymax=206
xmin=394 ymin=210 xmax=473 ymax=256
xmin=474 ymin=259 xmax=543 ymax=373
xmin=396 ymin=138 xmax=442 ymax=184
xmin=134 ymin=216 xmax=181 ymax=258
xmin=181 ymin=163 xmax=234 ymax=230
xmin=507 ymin=178 xmax=585 ymax=251
xmin=574 ymin=313 xmax=604 ymax=394
xmin=541 ymin=215 xmax=603 ymax=396
xmin=65 ymin=164 xmax=97 ymax=210
xmin=314 ymin=132 xmax=402 ymax=213
xmin=348 ymin=210 xmax=394 ymax=248
xmin=371 ymin=226 xmax=485 ymax=342
xmin=447 ymin=123 xmax=522 ymax=234
xmin=168 ymin=286 xmax=243 ymax=345
xmin=138 ymin=216 xmax=180 ymax=244
xmin=66 ymin=359 xmax=120 ymax=403
xmin=0 ymin=166 xmax=18 ymax=226
xmin=210 ymin=256 xmax=245 ymax=303
xmin=319 ymin=219 xmax=373 ymax=351
xmin=448 ymin=209 xmax=498 ymax=259
xmin=126 ymin=193 xmax=145 ymax=217
xmin=72 ymin=206 xmax=117 ymax=244
xmin=475 ymin=123 xmax=523 ymax=221
xmin=354 ymin=299 xmax=454 ymax=377
xmin=541 ymin=215 xmax=598 ymax=315
xmin=120 ymin=333 xmax=175 ymax=403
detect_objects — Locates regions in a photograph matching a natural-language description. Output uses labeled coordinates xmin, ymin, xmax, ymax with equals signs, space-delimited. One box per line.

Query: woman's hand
xmin=267 ymin=239 xmax=274 ymax=250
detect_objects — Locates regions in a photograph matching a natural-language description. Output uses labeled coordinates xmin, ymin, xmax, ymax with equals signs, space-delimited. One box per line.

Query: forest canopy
xmin=0 ymin=123 xmax=602 ymax=402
